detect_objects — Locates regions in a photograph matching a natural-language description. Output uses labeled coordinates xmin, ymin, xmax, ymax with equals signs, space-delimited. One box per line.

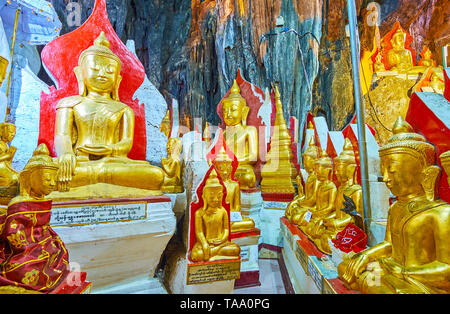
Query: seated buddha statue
xmin=373 ymin=52 xmax=386 ymax=73
xmin=429 ymin=71 xmax=445 ymax=94
xmin=190 ymin=169 xmax=241 ymax=262
xmin=311 ymin=139 xmax=363 ymax=255
xmin=0 ymin=123 xmax=18 ymax=204
xmin=53 ymin=32 xmax=164 ymax=197
xmin=0 ymin=144 xmax=69 ymax=293
xmin=300 ymin=150 xmax=337 ymax=236
xmin=440 ymin=151 xmax=450 ymax=186
xmin=338 ymin=117 xmax=450 ymax=294
xmin=161 ymin=137 xmax=184 ymax=193
xmin=222 ymin=80 xmax=259 ymax=190
xmin=286 ymin=137 xmax=320 ymax=224
xmin=212 ymin=147 xmax=255 ymax=232
xmin=0 ymin=56 xmax=8 ymax=87
xmin=386 ymin=28 xmax=425 ymax=75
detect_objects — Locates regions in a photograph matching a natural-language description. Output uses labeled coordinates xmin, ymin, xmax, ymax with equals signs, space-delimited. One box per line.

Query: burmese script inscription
xmin=50 ymin=202 xmax=147 ymax=227
xmin=187 ymin=260 xmax=241 ymax=285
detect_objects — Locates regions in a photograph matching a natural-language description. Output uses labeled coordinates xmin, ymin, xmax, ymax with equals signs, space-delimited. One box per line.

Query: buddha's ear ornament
xmin=421 ymin=165 xmax=441 ymax=202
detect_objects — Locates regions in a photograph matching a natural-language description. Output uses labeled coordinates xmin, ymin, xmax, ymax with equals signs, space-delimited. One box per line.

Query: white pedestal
xmin=166 ymin=192 xmax=187 ymax=224
xmin=260 ymin=201 xmax=289 ymax=247
xmin=51 ymin=196 xmax=176 ymax=291
xmin=164 ymin=250 xmax=236 ymax=294
xmin=92 ymin=275 xmax=168 ymax=294
xmin=231 ymin=230 xmax=261 ymax=287
xmin=240 ymin=191 xmax=263 ymax=229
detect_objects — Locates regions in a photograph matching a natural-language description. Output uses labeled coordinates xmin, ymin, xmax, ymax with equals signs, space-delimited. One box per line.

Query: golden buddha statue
xmin=373 ymin=52 xmax=386 ymax=73
xmin=429 ymin=71 xmax=445 ymax=94
xmin=161 ymin=137 xmax=184 ymax=193
xmin=0 ymin=56 xmax=8 ymax=87
xmin=300 ymin=150 xmax=337 ymax=234
xmin=212 ymin=147 xmax=255 ymax=232
xmin=222 ymin=80 xmax=259 ymax=190
xmin=160 ymin=110 xmax=171 ymax=138
xmin=386 ymin=28 xmax=415 ymax=73
xmin=0 ymin=123 xmax=18 ymax=205
xmin=260 ymin=85 xmax=297 ymax=194
xmin=285 ymin=137 xmax=320 ymax=224
xmin=12 ymin=143 xmax=58 ymax=204
xmin=52 ymin=32 xmax=164 ymax=199
xmin=203 ymin=122 xmax=212 ymax=147
xmin=310 ymin=139 xmax=363 ymax=254
xmin=190 ymin=169 xmax=241 ymax=262
xmin=338 ymin=117 xmax=450 ymax=294
xmin=419 ymin=47 xmax=435 ymax=68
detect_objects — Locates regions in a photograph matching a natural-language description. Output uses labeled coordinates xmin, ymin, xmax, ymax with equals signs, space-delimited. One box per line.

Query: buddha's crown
xmin=78 ymin=31 xmax=122 ymax=67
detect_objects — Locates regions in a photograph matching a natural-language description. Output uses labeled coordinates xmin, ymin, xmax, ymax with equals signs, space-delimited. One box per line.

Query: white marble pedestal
xmin=240 ymin=190 xmax=263 ymax=229
xmin=51 ymin=196 xmax=176 ymax=293
xmin=259 ymin=201 xmax=289 ymax=249
xmin=231 ymin=229 xmax=261 ymax=288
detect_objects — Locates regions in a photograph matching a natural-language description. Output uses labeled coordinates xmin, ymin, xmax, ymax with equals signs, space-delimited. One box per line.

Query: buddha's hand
xmin=77 ymin=144 xmax=113 ymax=156
xmin=202 ymin=243 xmax=210 ymax=261
xmin=208 ymin=238 xmax=223 ymax=246
xmin=342 ymin=252 xmax=370 ymax=285
xmin=379 ymin=258 xmax=403 ymax=278
xmin=57 ymin=153 xmax=76 ymax=192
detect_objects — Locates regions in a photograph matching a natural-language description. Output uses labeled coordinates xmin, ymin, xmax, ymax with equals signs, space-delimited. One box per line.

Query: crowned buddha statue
xmin=222 ymin=80 xmax=259 ymax=190
xmin=190 ymin=169 xmax=241 ymax=262
xmin=373 ymin=52 xmax=386 ymax=73
xmin=310 ymin=139 xmax=363 ymax=254
xmin=300 ymin=150 xmax=337 ymax=235
xmin=0 ymin=123 xmax=18 ymax=205
xmin=212 ymin=147 xmax=255 ymax=232
xmin=52 ymin=32 xmax=164 ymax=198
xmin=285 ymin=137 xmax=320 ymax=224
xmin=419 ymin=47 xmax=435 ymax=68
xmin=0 ymin=144 xmax=70 ymax=293
xmin=338 ymin=117 xmax=450 ymax=294
xmin=161 ymin=137 xmax=184 ymax=193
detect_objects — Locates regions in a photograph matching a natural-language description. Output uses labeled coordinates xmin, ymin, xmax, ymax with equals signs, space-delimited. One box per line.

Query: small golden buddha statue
xmin=260 ymin=85 xmax=297 ymax=194
xmin=212 ymin=147 xmax=255 ymax=232
xmin=300 ymin=150 xmax=337 ymax=234
xmin=3 ymin=144 xmax=70 ymax=293
xmin=160 ymin=110 xmax=171 ymax=138
xmin=203 ymin=122 xmax=212 ymax=147
xmin=374 ymin=52 xmax=386 ymax=73
xmin=0 ymin=123 xmax=18 ymax=205
xmin=12 ymin=144 xmax=58 ymax=204
xmin=53 ymin=32 xmax=164 ymax=198
xmin=311 ymin=139 xmax=363 ymax=254
xmin=286 ymin=137 xmax=320 ymax=224
xmin=222 ymin=80 xmax=259 ymax=190
xmin=0 ymin=56 xmax=8 ymax=87
xmin=190 ymin=169 xmax=241 ymax=262
xmin=419 ymin=47 xmax=435 ymax=68
xmin=338 ymin=117 xmax=450 ymax=294
xmin=429 ymin=71 xmax=445 ymax=94
xmin=161 ymin=137 xmax=184 ymax=193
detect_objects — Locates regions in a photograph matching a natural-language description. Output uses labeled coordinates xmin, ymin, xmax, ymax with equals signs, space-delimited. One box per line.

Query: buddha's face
xmin=380 ymin=153 xmax=423 ymax=198
xmin=215 ymin=162 xmax=233 ymax=180
xmin=167 ymin=139 xmax=182 ymax=156
xmin=81 ymin=54 xmax=120 ymax=94
xmin=316 ymin=163 xmax=332 ymax=181
xmin=2 ymin=124 xmax=15 ymax=142
xmin=303 ymin=154 xmax=317 ymax=173
xmin=334 ymin=160 xmax=346 ymax=183
xmin=424 ymin=49 xmax=431 ymax=59
xmin=203 ymin=185 xmax=223 ymax=208
xmin=29 ymin=168 xmax=57 ymax=197
xmin=392 ymin=32 xmax=405 ymax=49
xmin=222 ymin=100 xmax=247 ymax=126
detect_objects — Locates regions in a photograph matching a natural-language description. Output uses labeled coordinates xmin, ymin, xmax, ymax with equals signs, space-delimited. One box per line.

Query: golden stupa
xmin=260 ymin=86 xmax=297 ymax=194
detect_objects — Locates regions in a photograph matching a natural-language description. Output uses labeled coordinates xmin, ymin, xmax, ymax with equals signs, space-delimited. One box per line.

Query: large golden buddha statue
xmin=310 ymin=139 xmax=363 ymax=254
xmin=285 ymin=137 xmax=320 ymax=224
xmin=190 ymin=169 xmax=241 ymax=262
xmin=222 ymin=80 xmax=259 ymax=190
xmin=52 ymin=32 xmax=164 ymax=198
xmin=338 ymin=117 xmax=450 ymax=294
xmin=212 ymin=147 xmax=255 ymax=232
